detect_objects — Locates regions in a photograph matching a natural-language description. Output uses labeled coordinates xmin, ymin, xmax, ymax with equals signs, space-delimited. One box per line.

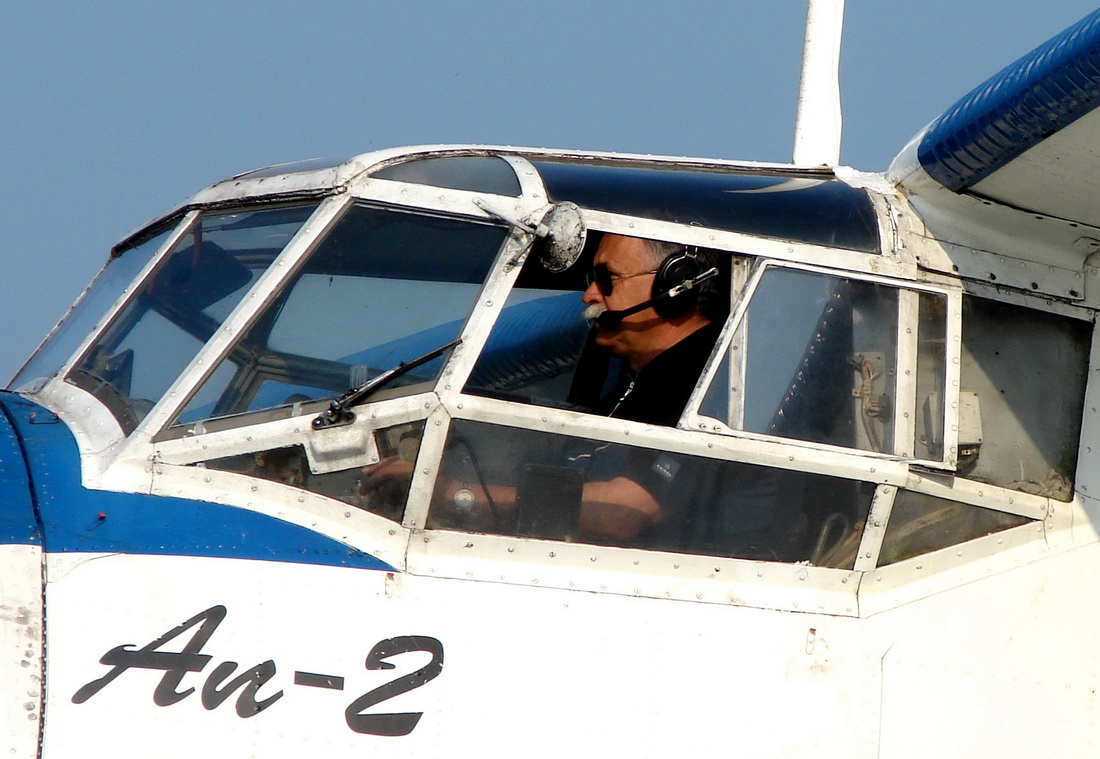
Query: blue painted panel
xmin=918 ymin=9 xmax=1100 ymax=191
xmin=0 ymin=392 xmax=393 ymax=571
xmin=0 ymin=402 xmax=40 ymax=545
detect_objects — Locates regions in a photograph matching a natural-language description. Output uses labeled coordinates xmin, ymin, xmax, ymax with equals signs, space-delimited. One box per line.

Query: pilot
xmin=579 ymin=233 xmax=725 ymax=426
xmin=363 ymin=233 xmax=729 ymax=545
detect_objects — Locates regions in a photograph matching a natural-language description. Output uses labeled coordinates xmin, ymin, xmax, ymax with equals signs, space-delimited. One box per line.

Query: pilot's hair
xmin=640 ymin=239 xmax=728 ymax=322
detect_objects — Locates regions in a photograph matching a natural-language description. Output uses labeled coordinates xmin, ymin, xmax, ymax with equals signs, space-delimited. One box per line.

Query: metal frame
xmin=22 ymin=145 xmax=1080 ymax=623
xmin=685 ymin=258 xmax=963 ymax=471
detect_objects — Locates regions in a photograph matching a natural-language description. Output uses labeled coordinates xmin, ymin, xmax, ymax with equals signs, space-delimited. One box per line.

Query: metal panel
xmin=5 ymin=393 xmax=390 ymax=570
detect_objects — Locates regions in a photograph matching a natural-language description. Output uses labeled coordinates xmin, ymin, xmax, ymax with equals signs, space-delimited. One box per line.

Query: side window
xmin=201 ymin=420 xmax=426 ymax=524
xmin=12 ymin=225 xmax=175 ymax=392
xmin=464 ymin=234 xmax=734 ymax=424
xmin=170 ymin=205 xmax=508 ymax=428
xmin=701 ymin=266 xmax=947 ymax=460
xmin=425 ymin=419 xmax=877 ymax=567
xmin=878 ymin=490 xmax=1032 ymax=565
xmin=463 ymin=244 xmax=591 ymax=409
xmin=958 ymin=296 xmax=1090 ymax=500
xmin=66 ymin=204 xmax=318 ymax=432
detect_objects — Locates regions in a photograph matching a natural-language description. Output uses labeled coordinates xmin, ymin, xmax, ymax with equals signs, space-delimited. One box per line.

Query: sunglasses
xmin=586 ymin=264 xmax=659 ymax=295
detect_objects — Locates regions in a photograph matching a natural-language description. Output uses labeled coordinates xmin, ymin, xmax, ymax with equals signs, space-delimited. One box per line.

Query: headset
xmin=597 ymin=246 xmax=719 ymax=328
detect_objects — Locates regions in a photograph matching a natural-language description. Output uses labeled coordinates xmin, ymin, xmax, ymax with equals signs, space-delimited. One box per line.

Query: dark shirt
xmin=596 ymin=321 xmax=723 ymax=427
xmin=583 ymin=321 xmax=724 ymax=549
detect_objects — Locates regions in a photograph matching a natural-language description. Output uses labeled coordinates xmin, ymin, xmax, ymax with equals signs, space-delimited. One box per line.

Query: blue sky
xmin=2 ymin=0 xmax=1096 ymax=382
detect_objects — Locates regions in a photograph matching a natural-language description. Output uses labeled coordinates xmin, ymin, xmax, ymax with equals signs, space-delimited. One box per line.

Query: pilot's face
xmin=582 ymin=234 xmax=661 ymax=364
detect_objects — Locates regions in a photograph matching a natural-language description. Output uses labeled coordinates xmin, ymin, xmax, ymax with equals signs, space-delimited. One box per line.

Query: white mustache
xmin=582 ymin=303 xmax=607 ymax=322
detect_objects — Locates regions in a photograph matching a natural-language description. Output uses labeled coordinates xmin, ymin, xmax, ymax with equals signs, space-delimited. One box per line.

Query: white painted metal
xmin=969 ymin=109 xmax=1100 ymax=229
xmin=793 ymin=0 xmax=845 ymax=166
xmin=852 ymin=484 xmax=896 ymax=571
xmin=0 ymin=545 xmax=43 ymax=758
xmin=10 ymin=135 xmax=1100 ymax=759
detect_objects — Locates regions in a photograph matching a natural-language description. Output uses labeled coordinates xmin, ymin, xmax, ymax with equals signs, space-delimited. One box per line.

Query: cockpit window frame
xmin=684 ymin=259 xmax=964 ymax=472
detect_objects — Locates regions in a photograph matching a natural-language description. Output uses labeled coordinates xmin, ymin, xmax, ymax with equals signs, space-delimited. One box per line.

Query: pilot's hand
xmin=360 ymin=456 xmax=414 ymax=494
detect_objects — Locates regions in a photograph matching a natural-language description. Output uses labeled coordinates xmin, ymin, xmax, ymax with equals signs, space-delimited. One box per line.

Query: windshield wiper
xmin=312 ymin=338 xmax=461 ymax=430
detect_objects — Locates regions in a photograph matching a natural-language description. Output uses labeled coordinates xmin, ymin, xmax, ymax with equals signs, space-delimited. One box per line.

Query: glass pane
xmin=66 ymin=204 xmax=317 ymax=432
xmin=464 ymin=287 xmax=590 ymax=408
xmin=233 ymin=157 xmax=350 ymax=180
xmin=958 ymin=296 xmax=1090 ymax=500
xmin=465 ymin=235 xmax=732 ymax=426
xmin=426 ymin=419 xmax=875 ymax=566
xmin=10 ymin=225 xmax=175 ymax=391
xmin=704 ymin=267 xmax=898 ymax=453
xmin=914 ymin=292 xmax=948 ymax=460
xmin=879 ymin=489 xmax=1031 ymax=566
xmin=174 ymin=205 xmax=507 ymax=425
xmin=203 ymin=420 xmax=425 ymax=523
xmin=464 ymin=237 xmax=592 ymax=408
xmin=532 ymin=161 xmax=879 ymax=253
xmin=372 ymin=156 xmax=522 ymax=196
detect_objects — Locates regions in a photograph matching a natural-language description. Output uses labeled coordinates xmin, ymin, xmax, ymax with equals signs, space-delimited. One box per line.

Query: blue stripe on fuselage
xmin=918 ymin=8 xmax=1100 ymax=191
xmin=0 ymin=400 xmax=40 ymax=545
xmin=0 ymin=392 xmax=393 ymax=571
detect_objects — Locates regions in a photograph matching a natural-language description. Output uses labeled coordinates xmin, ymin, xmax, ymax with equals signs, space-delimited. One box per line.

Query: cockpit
xmin=10 ymin=148 xmax=1091 ymax=613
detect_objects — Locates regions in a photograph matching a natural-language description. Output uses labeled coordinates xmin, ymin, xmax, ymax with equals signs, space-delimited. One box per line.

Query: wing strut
xmin=793 ymin=0 xmax=845 ymax=167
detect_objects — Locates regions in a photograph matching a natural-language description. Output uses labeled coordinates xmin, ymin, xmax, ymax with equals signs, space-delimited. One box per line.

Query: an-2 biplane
xmin=5 ymin=5 xmax=1100 ymax=757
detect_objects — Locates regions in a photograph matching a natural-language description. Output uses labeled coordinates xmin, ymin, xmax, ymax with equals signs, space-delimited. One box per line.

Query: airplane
xmin=5 ymin=3 xmax=1100 ymax=757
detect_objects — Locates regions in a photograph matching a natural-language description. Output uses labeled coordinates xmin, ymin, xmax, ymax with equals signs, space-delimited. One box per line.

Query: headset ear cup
xmin=652 ymin=252 xmax=702 ymax=318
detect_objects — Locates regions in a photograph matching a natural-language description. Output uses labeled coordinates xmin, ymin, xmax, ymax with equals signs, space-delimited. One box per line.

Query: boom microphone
xmin=595 ymin=267 xmax=718 ymax=328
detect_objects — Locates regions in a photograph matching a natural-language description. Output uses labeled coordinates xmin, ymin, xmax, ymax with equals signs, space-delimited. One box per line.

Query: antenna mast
xmin=793 ymin=0 xmax=845 ymax=166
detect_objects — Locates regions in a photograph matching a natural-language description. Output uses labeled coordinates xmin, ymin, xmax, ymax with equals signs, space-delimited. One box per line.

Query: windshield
xmin=170 ymin=204 xmax=508 ymax=429
xmin=65 ymin=204 xmax=319 ymax=432
xmin=9 ymin=225 xmax=176 ymax=392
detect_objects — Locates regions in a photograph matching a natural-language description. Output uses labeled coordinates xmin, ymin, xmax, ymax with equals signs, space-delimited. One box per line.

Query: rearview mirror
xmin=534 ymin=201 xmax=587 ymax=273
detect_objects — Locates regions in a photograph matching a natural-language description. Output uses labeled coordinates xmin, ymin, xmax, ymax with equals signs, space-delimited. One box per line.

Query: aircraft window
xmin=913 ymin=293 xmax=948 ymax=461
xmin=463 ymin=242 xmax=591 ymax=409
xmin=531 ymin=160 xmax=879 ymax=253
xmin=958 ymin=296 xmax=1090 ymax=500
xmin=232 ymin=157 xmax=351 ymax=180
xmin=65 ymin=204 xmax=318 ymax=433
xmin=371 ymin=156 xmax=522 ymax=196
xmin=172 ymin=205 xmax=508 ymax=426
xmin=426 ymin=419 xmax=876 ymax=567
xmin=202 ymin=420 xmax=426 ymax=523
xmin=877 ymin=490 xmax=1032 ymax=566
xmin=463 ymin=235 xmax=733 ymax=420
xmin=701 ymin=267 xmax=945 ymax=457
xmin=10 ymin=224 xmax=176 ymax=391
